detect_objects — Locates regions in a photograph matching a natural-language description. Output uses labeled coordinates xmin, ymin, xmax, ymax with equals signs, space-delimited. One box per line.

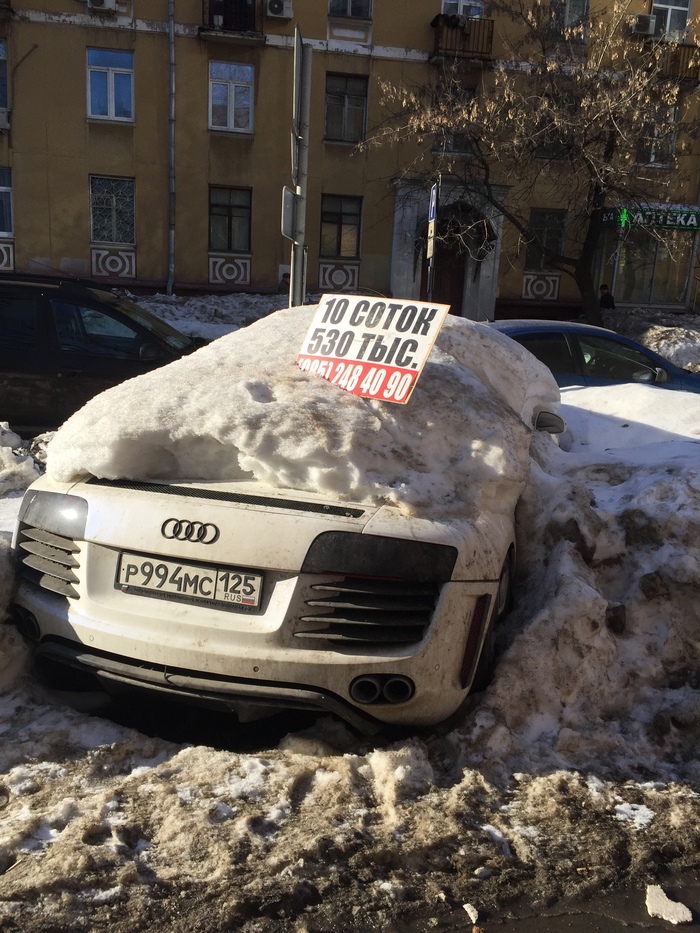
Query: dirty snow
xmin=0 ymin=297 xmax=699 ymax=930
xmin=45 ymin=307 xmax=560 ymax=520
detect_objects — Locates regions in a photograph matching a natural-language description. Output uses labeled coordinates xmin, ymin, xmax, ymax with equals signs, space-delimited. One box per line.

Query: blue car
xmin=489 ymin=319 xmax=700 ymax=393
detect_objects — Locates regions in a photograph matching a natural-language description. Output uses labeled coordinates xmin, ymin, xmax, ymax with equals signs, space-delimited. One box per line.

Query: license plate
xmin=115 ymin=552 xmax=263 ymax=612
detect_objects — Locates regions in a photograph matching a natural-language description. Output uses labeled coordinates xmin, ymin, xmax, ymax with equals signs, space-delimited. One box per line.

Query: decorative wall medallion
xmin=91 ymin=248 xmax=136 ymax=278
xmin=0 ymin=240 xmax=14 ymax=271
xmin=318 ymin=261 xmax=360 ymax=291
xmin=209 ymin=255 xmax=251 ymax=286
xmin=522 ymin=273 xmax=560 ymax=300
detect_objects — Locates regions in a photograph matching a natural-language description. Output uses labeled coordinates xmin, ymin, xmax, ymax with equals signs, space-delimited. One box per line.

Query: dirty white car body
xmin=10 ymin=306 xmax=562 ymax=733
xmin=11 ymin=475 xmax=517 ymax=733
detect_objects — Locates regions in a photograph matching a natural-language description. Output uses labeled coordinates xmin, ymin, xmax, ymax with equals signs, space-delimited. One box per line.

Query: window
xmin=87 ymin=49 xmax=134 ymax=122
xmin=433 ymin=87 xmax=475 ymax=155
xmin=637 ymin=108 xmax=678 ymax=166
xmin=550 ymin=0 xmax=589 ymax=32
xmin=577 ymin=334 xmax=665 ymax=382
xmin=320 ymin=195 xmax=362 ymax=257
xmin=325 ymin=74 xmax=367 ymax=143
xmin=209 ymin=62 xmax=254 ymax=133
xmin=209 ymin=187 xmax=251 ymax=252
xmin=652 ymin=0 xmax=689 ymax=40
xmin=52 ymin=302 xmax=151 ymax=359
xmin=0 ymin=41 xmax=7 ymax=110
xmin=0 ymin=298 xmax=37 ymax=349
xmin=90 ymin=176 xmax=135 ymax=245
xmin=329 ymin=0 xmax=372 ymax=17
xmin=525 ymin=210 xmax=566 ymax=271
xmin=516 ymin=334 xmax=579 ymax=375
xmin=441 ymin=0 xmax=484 ymax=16
xmin=0 ymin=169 xmax=12 ymax=236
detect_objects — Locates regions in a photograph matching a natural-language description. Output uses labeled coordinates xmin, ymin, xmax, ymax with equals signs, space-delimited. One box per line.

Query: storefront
xmin=597 ymin=206 xmax=700 ymax=307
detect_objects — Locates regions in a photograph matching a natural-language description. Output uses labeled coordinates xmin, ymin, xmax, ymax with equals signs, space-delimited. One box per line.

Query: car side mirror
xmin=535 ymin=411 xmax=566 ymax=434
xmin=654 ymin=367 xmax=670 ymax=384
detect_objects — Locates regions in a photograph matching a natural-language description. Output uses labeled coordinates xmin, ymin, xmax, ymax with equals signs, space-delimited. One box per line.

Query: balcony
xmin=431 ymin=13 xmax=494 ymax=61
xmin=201 ymin=0 xmax=265 ymax=43
xmin=658 ymin=43 xmax=700 ymax=83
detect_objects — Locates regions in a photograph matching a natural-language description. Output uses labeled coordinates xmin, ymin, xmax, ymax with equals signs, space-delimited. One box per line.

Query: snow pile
xmin=131 ymin=291 xmax=286 ymax=342
xmin=45 ymin=307 xmax=560 ymax=517
xmin=604 ymin=308 xmax=700 ymax=374
xmin=454 ymin=387 xmax=700 ymax=782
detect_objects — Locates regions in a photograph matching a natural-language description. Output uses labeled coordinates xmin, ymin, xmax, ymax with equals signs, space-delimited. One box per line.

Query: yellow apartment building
xmin=0 ymin=0 xmax=698 ymax=318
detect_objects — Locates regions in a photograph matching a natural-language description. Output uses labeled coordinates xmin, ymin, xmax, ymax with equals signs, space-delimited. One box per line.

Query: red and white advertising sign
xmin=296 ymin=294 xmax=451 ymax=404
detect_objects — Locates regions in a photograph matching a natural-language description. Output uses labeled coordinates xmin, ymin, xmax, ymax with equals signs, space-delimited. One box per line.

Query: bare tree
xmin=371 ymin=0 xmax=700 ymax=323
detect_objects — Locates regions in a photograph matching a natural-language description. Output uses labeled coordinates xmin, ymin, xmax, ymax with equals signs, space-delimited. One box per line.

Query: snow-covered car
xmin=10 ymin=305 xmax=563 ymax=733
xmin=0 ymin=273 xmax=198 ymax=433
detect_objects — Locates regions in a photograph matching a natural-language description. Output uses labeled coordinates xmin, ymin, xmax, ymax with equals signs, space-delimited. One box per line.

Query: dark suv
xmin=0 ymin=275 xmax=197 ymax=433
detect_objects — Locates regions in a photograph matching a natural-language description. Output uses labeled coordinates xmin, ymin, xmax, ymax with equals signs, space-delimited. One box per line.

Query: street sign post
xmin=426 ymin=180 xmax=439 ymax=301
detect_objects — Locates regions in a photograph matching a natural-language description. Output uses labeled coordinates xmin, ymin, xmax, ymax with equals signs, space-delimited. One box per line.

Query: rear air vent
xmin=294 ymin=577 xmax=440 ymax=646
xmin=16 ymin=526 xmax=81 ymax=599
xmin=87 ymin=478 xmax=364 ymax=518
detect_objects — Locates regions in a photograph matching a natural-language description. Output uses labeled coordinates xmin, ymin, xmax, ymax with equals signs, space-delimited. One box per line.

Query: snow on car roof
xmin=45 ymin=305 xmax=560 ymax=517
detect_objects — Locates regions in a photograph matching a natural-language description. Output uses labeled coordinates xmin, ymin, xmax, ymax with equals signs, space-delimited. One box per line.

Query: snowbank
xmin=45 ymin=308 xmax=560 ymax=517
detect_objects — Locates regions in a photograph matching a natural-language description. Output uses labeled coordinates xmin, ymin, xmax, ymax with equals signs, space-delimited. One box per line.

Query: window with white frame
xmin=90 ymin=176 xmax=135 ymax=245
xmin=549 ymin=0 xmax=590 ymax=32
xmin=0 ymin=41 xmax=7 ymax=110
xmin=0 ymin=169 xmax=12 ymax=236
xmin=87 ymin=49 xmax=134 ymax=122
xmin=652 ymin=0 xmax=690 ymax=39
xmin=209 ymin=62 xmax=254 ymax=133
xmin=441 ymin=0 xmax=484 ymax=17
xmin=325 ymin=74 xmax=367 ymax=143
xmin=329 ymin=0 xmax=372 ymax=17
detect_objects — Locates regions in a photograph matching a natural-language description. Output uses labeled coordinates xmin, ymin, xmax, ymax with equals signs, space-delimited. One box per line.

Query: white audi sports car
xmin=11 ymin=304 xmax=562 ymax=733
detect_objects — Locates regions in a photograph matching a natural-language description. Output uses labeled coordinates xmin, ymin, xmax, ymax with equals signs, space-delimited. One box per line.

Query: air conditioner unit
xmin=632 ymin=13 xmax=656 ymax=35
xmin=0 ymin=110 xmax=9 ymax=131
xmin=87 ymin=0 xmax=118 ymax=12
xmin=266 ymin=0 xmax=293 ymax=19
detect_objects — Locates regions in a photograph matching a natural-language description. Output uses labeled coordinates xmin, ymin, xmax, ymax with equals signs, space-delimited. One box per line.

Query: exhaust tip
xmin=349 ymin=676 xmax=383 ymax=705
xmin=350 ymin=674 xmax=415 ymax=706
xmin=14 ymin=608 xmax=40 ymax=642
xmin=382 ymin=676 xmax=415 ymax=704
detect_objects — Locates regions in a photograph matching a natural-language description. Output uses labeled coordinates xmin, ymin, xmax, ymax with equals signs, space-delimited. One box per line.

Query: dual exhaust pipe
xmin=349 ymin=674 xmax=415 ymax=706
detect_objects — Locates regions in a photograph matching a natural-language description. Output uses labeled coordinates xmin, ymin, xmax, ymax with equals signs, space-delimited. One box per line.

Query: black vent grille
xmin=88 ymin=478 xmax=364 ymax=518
xmin=16 ymin=526 xmax=81 ymax=599
xmin=294 ymin=578 xmax=440 ymax=646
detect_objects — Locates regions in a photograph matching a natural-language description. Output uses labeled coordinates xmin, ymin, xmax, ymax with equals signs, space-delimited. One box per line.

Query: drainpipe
xmin=166 ymin=0 xmax=176 ymax=295
xmin=8 ymin=44 xmax=38 ymax=150
xmin=290 ymin=37 xmax=311 ymax=307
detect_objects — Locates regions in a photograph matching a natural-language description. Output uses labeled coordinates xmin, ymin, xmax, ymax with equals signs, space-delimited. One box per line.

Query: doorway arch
xmin=420 ymin=202 xmax=496 ymax=318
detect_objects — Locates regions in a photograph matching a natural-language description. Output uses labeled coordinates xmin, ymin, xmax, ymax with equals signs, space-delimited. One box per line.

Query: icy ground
xmin=0 ymin=296 xmax=699 ymax=932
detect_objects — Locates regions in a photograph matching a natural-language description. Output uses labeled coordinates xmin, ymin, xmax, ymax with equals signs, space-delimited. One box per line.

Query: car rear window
xmin=516 ymin=333 xmax=579 ymax=374
xmin=0 ymin=297 xmax=38 ymax=348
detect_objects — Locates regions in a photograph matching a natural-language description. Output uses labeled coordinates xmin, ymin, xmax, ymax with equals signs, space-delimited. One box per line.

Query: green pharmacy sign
xmin=603 ymin=207 xmax=700 ymax=229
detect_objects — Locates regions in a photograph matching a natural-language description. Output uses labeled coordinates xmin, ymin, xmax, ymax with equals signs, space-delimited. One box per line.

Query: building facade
xmin=0 ymin=0 xmax=698 ymax=317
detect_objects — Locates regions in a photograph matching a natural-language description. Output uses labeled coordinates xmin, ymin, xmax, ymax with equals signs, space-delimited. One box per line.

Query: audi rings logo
xmin=161 ymin=518 xmax=220 ymax=545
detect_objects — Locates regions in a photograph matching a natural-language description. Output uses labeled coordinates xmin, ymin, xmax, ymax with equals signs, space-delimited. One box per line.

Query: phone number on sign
xmin=296 ymin=355 xmax=417 ymax=403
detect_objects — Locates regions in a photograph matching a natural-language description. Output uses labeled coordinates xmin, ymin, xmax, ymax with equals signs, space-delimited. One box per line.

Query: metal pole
xmin=290 ymin=40 xmax=311 ymax=306
xmin=166 ymin=0 xmax=176 ymax=295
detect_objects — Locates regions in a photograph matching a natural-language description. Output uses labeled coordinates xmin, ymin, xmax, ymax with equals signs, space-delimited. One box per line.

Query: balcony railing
xmin=658 ymin=43 xmax=700 ymax=82
xmin=431 ymin=13 xmax=494 ymax=61
xmin=203 ymin=0 xmax=259 ymax=33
